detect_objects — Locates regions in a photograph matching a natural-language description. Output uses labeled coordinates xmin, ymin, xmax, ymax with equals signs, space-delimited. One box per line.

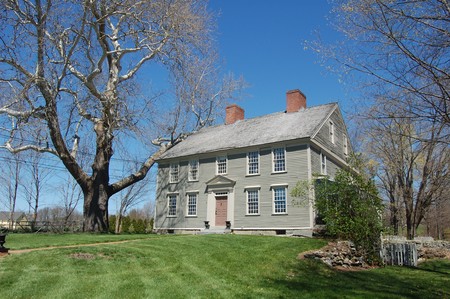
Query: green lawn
xmin=0 ymin=234 xmax=449 ymax=298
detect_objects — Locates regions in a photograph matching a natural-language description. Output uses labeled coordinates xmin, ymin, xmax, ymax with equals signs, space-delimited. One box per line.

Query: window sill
xmin=167 ymin=215 xmax=177 ymax=218
xmin=185 ymin=215 xmax=197 ymax=218
xmin=245 ymin=214 xmax=260 ymax=216
xmin=188 ymin=179 xmax=199 ymax=182
xmin=271 ymin=171 xmax=287 ymax=175
xmin=272 ymin=213 xmax=288 ymax=216
xmin=245 ymin=173 xmax=260 ymax=177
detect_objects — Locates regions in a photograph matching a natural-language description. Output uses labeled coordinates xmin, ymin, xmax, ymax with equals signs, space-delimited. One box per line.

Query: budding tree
xmin=0 ymin=0 xmax=243 ymax=231
xmin=310 ymin=0 xmax=450 ymax=143
xmin=362 ymin=107 xmax=450 ymax=239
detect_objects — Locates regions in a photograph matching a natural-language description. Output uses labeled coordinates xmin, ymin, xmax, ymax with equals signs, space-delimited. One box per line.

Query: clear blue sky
xmin=209 ymin=0 xmax=350 ymax=119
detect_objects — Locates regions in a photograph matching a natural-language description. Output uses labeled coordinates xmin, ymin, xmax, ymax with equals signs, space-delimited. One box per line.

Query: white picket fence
xmin=381 ymin=242 xmax=418 ymax=267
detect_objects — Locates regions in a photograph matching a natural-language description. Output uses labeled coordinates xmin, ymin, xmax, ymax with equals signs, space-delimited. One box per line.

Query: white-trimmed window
xmin=273 ymin=187 xmax=287 ymax=214
xmin=320 ymin=152 xmax=327 ymax=175
xmin=168 ymin=194 xmax=177 ymax=216
xmin=329 ymin=121 xmax=335 ymax=144
xmin=169 ymin=163 xmax=179 ymax=183
xmin=343 ymin=135 xmax=348 ymax=156
xmin=247 ymin=151 xmax=259 ymax=175
xmin=187 ymin=193 xmax=197 ymax=216
xmin=188 ymin=159 xmax=199 ymax=181
xmin=246 ymin=189 xmax=260 ymax=215
xmin=217 ymin=156 xmax=227 ymax=174
xmin=273 ymin=147 xmax=286 ymax=172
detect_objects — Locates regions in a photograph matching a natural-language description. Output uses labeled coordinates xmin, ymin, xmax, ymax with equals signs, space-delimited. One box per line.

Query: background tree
xmin=58 ymin=173 xmax=83 ymax=228
xmin=0 ymin=152 xmax=23 ymax=230
xmin=308 ymin=0 xmax=450 ymax=239
xmin=311 ymin=0 xmax=449 ymax=141
xmin=114 ymin=177 xmax=149 ymax=234
xmin=362 ymin=110 xmax=450 ymax=239
xmin=0 ymin=0 xmax=243 ymax=232
xmin=22 ymin=151 xmax=52 ymax=224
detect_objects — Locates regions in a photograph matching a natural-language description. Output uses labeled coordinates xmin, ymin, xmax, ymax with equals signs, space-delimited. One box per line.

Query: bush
xmin=292 ymin=154 xmax=384 ymax=264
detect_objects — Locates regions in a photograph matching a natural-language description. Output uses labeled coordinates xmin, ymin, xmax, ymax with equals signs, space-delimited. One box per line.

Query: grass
xmin=0 ymin=234 xmax=449 ymax=298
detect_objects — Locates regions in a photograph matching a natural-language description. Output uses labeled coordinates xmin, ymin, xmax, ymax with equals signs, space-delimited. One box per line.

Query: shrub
xmin=292 ymin=154 xmax=384 ymax=264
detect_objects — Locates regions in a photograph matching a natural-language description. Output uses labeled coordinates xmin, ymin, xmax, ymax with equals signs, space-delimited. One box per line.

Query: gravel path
xmin=2 ymin=239 xmax=141 ymax=256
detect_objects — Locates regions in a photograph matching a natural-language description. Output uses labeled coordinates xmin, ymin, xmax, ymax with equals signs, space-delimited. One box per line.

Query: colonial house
xmin=154 ymin=89 xmax=352 ymax=235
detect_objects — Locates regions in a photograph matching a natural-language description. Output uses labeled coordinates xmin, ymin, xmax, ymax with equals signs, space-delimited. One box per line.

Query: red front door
xmin=215 ymin=196 xmax=228 ymax=226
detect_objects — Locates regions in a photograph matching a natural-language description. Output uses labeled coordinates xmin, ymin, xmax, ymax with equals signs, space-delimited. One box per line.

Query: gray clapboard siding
xmin=231 ymin=143 xmax=310 ymax=228
xmin=156 ymin=142 xmax=312 ymax=230
xmin=310 ymin=146 xmax=341 ymax=180
xmin=313 ymin=109 xmax=349 ymax=160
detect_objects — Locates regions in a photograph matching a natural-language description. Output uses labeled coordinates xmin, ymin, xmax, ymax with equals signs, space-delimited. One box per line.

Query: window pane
xmin=329 ymin=121 xmax=335 ymax=144
xmin=189 ymin=160 xmax=199 ymax=181
xmin=273 ymin=148 xmax=286 ymax=172
xmin=168 ymin=195 xmax=177 ymax=216
xmin=217 ymin=156 xmax=227 ymax=174
xmin=247 ymin=190 xmax=259 ymax=214
xmin=170 ymin=164 xmax=179 ymax=183
xmin=248 ymin=151 xmax=259 ymax=174
xmin=321 ymin=153 xmax=327 ymax=175
xmin=343 ymin=136 xmax=348 ymax=156
xmin=273 ymin=187 xmax=286 ymax=214
xmin=187 ymin=194 xmax=197 ymax=216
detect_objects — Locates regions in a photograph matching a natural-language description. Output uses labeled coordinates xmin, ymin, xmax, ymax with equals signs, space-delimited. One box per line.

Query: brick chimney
xmin=226 ymin=104 xmax=245 ymax=125
xmin=286 ymin=89 xmax=306 ymax=113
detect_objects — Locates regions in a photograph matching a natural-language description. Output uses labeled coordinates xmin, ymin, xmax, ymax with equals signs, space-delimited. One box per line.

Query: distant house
xmin=154 ymin=89 xmax=352 ymax=235
xmin=0 ymin=211 xmax=27 ymax=230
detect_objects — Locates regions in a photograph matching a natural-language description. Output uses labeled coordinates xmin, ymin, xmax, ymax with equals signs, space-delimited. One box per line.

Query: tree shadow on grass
xmin=265 ymin=259 xmax=450 ymax=299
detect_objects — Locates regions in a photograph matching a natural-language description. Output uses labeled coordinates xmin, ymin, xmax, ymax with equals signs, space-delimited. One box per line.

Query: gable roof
xmin=158 ymin=103 xmax=338 ymax=160
xmin=0 ymin=211 xmax=26 ymax=222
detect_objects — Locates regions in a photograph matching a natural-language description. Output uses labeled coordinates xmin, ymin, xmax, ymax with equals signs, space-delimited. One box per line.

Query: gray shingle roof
xmin=158 ymin=103 xmax=337 ymax=160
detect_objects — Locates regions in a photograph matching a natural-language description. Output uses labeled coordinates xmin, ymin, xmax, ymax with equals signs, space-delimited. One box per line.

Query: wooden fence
xmin=14 ymin=220 xmax=83 ymax=233
xmin=381 ymin=241 xmax=418 ymax=267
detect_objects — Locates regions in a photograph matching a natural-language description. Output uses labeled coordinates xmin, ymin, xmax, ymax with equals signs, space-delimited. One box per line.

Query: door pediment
xmin=206 ymin=175 xmax=236 ymax=189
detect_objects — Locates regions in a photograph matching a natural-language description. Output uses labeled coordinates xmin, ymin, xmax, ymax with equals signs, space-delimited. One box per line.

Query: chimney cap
xmin=286 ymin=89 xmax=306 ymax=97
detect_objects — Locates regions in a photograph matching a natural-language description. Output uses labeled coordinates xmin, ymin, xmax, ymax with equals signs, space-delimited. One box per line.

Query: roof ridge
xmin=159 ymin=101 xmax=339 ymax=160
xmin=197 ymin=102 xmax=338 ymax=133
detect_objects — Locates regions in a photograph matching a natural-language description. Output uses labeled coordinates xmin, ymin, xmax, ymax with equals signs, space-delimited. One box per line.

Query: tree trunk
xmin=83 ymin=182 xmax=109 ymax=232
xmin=389 ymin=198 xmax=399 ymax=235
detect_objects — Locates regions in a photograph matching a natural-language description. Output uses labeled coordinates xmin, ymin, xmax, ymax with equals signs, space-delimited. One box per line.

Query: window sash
xmin=188 ymin=160 xmax=199 ymax=181
xmin=273 ymin=148 xmax=286 ymax=172
xmin=217 ymin=156 xmax=227 ymax=174
xmin=187 ymin=193 xmax=197 ymax=216
xmin=273 ymin=187 xmax=287 ymax=214
xmin=168 ymin=195 xmax=177 ymax=216
xmin=343 ymin=135 xmax=348 ymax=156
xmin=247 ymin=190 xmax=259 ymax=215
xmin=247 ymin=151 xmax=259 ymax=174
xmin=170 ymin=164 xmax=179 ymax=183
xmin=321 ymin=153 xmax=327 ymax=175
xmin=329 ymin=121 xmax=335 ymax=144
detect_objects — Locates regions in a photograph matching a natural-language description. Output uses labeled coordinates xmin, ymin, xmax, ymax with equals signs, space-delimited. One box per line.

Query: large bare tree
xmin=0 ymin=0 xmax=243 ymax=231
xmin=310 ymin=0 xmax=450 ymax=142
